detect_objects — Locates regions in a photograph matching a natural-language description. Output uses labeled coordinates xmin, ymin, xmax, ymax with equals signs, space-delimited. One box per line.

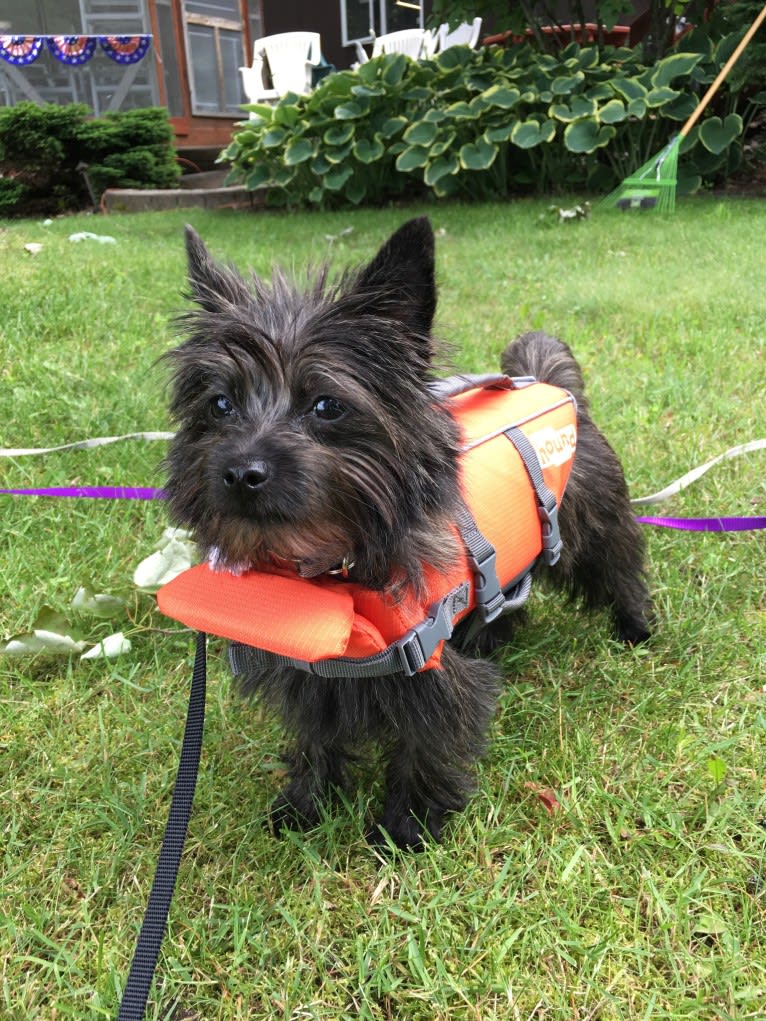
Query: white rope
xmin=630 ymin=438 xmax=766 ymax=506
xmin=0 ymin=431 xmax=175 ymax=457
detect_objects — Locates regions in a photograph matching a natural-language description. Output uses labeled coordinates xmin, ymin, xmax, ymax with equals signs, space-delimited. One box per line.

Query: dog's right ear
xmin=184 ymin=224 xmax=249 ymax=313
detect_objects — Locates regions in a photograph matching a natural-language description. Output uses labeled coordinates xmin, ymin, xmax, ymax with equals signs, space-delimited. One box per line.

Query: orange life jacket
xmin=157 ymin=374 xmax=577 ymax=676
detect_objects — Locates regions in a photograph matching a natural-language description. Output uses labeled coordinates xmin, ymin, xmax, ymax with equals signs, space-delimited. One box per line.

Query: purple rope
xmin=1 ymin=488 xmax=764 ymax=531
xmin=635 ymin=515 xmax=766 ymax=532
xmin=0 ymin=486 xmax=165 ymax=500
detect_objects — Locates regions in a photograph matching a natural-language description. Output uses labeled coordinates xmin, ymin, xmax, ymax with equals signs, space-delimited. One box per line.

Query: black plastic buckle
xmin=393 ymin=582 xmax=469 ymax=676
xmin=539 ymin=499 xmax=563 ymax=566
xmin=470 ymin=548 xmax=506 ymax=624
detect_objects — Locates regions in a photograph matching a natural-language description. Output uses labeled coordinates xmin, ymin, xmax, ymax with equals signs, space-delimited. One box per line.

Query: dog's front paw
xmin=614 ymin=611 xmax=652 ymax=646
xmin=366 ymin=811 xmax=444 ymax=852
xmin=269 ymin=790 xmax=321 ymax=835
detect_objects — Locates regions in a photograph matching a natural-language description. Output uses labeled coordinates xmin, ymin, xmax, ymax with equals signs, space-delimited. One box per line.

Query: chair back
xmin=256 ymin=31 xmax=321 ymax=95
xmin=436 ymin=18 xmax=483 ymax=51
xmin=371 ymin=29 xmax=427 ymax=59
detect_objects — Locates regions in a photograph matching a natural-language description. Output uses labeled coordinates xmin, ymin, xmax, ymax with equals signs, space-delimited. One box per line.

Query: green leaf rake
xmin=602 ymin=3 xmax=766 ymax=213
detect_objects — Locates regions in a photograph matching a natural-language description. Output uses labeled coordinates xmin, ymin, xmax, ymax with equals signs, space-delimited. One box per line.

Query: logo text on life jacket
xmin=529 ymin=424 xmax=577 ymax=468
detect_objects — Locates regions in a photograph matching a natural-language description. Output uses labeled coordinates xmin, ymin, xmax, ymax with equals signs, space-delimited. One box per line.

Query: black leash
xmin=117 ymin=631 xmax=207 ymax=1021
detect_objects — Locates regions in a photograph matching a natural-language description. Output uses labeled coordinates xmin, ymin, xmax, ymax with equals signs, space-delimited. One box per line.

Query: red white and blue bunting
xmin=0 ymin=34 xmax=152 ymax=67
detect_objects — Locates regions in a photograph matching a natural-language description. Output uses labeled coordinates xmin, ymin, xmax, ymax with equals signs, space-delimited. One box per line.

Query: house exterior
xmin=0 ymin=1 xmax=434 ymax=153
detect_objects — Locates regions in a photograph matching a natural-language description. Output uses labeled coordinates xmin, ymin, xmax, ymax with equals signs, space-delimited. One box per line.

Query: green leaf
xmin=284 ymin=137 xmax=315 ymax=165
xmin=261 ymin=126 xmax=287 ymax=148
xmin=698 ymin=114 xmax=743 ymax=155
xmin=403 ymin=121 xmax=438 ymax=146
xmin=402 ymin=86 xmax=432 ymax=101
xmin=381 ymin=53 xmax=408 ymax=86
xmin=551 ymin=72 xmax=584 ymax=95
xmin=324 ymin=164 xmax=353 ymax=191
xmin=445 ymin=101 xmax=474 ymax=120
xmin=459 ymin=136 xmax=497 ymax=171
xmin=273 ymin=104 xmax=301 ymax=127
xmin=481 ymin=84 xmax=521 ymax=110
xmin=323 ymin=123 xmax=354 ymax=146
xmin=351 ymin=83 xmax=385 ymax=97
xmin=310 ymin=152 xmax=331 ymax=174
xmin=324 ymin=143 xmax=352 ymax=164
xmin=379 ymin=116 xmax=408 ymax=139
xmin=353 ymin=135 xmax=384 ymax=163
xmin=598 ymin=98 xmax=627 ymax=124
xmin=424 ymin=153 xmax=459 ymax=186
xmin=645 ymin=86 xmax=680 ymax=108
xmin=271 ymin=165 xmax=295 ymax=186
xmin=344 ymin=177 xmax=367 ymax=205
xmin=241 ymin=103 xmax=274 ymax=123
xmin=664 ymin=93 xmax=698 ymax=122
xmin=651 ymin=52 xmax=702 ymax=88
xmin=611 ymin=78 xmax=646 ymax=103
xmin=469 ymin=95 xmax=490 ymax=115
xmin=486 ymin=121 xmax=516 ymax=143
xmin=563 ymin=118 xmax=615 ymax=153
xmin=334 ymin=101 xmax=363 ymax=120
xmin=436 ymin=45 xmax=473 ymax=70
xmin=573 ymin=46 xmax=599 ymax=70
xmin=245 ymin=164 xmax=272 ymax=189
xmin=586 ymin=83 xmax=613 ymax=102
xmin=549 ymin=96 xmax=597 ymax=122
xmin=511 ymin=119 xmax=555 ymax=149
xmin=627 ymin=98 xmax=647 ymax=119
xmin=429 ymin=131 xmax=456 ymax=157
xmin=396 ymin=145 xmax=430 ymax=172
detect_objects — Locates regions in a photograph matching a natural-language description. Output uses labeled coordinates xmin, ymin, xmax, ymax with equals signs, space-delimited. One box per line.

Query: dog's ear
xmin=352 ymin=217 xmax=436 ymax=336
xmin=184 ymin=224 xmax=249 ymax=313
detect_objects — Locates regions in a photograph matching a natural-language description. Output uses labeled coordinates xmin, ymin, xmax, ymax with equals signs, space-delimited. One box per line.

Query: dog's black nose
xmin=223 ymin=461 xmax=270 ymax=490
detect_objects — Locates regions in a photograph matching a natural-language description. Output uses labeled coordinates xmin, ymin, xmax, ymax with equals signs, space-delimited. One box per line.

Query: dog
xmin=163 ymin=217 xmax=651 ymax=850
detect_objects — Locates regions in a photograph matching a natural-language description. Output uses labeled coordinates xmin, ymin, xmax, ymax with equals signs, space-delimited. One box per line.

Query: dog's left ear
xmin=352 ymin=217 xmax=436 ymax=337
xmin=184 ymin=224 xmax=250 ymax=313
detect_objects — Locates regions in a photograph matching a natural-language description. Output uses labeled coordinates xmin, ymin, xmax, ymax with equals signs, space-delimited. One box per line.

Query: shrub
xmin=221 ymin=31 xmax=757 ymax=208
xmin=0 ymin=103 xmax=180 ymax=216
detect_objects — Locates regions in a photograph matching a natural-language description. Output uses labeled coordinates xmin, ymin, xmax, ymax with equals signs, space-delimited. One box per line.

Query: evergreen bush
xmin=0 ymin=103 xmax=180 ymax=216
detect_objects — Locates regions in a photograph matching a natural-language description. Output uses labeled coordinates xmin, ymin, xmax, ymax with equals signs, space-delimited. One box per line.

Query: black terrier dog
xmin=164 ymin=218 xmax=651 ymax=850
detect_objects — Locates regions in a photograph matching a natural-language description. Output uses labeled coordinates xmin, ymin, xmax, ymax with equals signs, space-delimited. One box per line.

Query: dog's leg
xmin=271 ymin=737 xmax=351 ymax=833
xmin=369 ymin=653 xmax=501 ymax=850
xmin=554 ymin=417 xmax=652 ymax=644
xmin=238 ymin=664 xmax=353 ymax=833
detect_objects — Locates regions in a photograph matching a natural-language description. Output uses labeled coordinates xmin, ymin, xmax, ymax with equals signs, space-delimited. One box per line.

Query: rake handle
xmin=680 ymin=2 xmax=766 ymax=138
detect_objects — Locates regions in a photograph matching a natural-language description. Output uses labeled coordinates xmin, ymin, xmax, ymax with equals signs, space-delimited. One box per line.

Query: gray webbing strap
xmin=229 ymin=581 xmax=471 ymax=680
xmin=504 ymin=427 xmax=563 ymax=566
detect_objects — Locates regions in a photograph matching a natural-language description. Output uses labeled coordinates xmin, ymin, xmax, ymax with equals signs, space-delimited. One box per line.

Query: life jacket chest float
xmin=158 ymin=374 xmax=577 ymax=677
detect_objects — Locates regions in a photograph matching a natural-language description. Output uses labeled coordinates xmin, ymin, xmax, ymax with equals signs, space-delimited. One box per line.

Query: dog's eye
xmin=312 ymin=396 xmax=348 ymax=422
xmin=209 ymin=394 xmax=236 ymax=419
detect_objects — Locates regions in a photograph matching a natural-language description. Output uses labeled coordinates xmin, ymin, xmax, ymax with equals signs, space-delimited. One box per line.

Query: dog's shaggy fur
xmin=164 ymin=217 xmax=651 ymax=849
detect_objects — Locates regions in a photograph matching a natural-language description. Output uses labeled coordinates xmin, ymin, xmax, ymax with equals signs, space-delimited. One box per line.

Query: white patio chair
xmin=434 ymin=18 xmax=483 ymax=52
xmin=354 ymin=28 xmax=429 ymax=65
xmin=240 ymin=31 xmax=321 ymax=111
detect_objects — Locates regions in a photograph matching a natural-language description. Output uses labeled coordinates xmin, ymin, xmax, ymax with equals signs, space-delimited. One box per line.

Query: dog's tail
xmin=500 ymin=331 xmax=588 ymax=408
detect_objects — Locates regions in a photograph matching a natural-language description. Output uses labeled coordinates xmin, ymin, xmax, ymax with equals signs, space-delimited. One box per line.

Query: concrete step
xmin=102 ymin=175 xmax=258 ymax=213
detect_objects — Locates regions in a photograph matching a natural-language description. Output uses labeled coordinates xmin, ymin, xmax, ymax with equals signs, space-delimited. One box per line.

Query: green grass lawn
xmin=1 ymin=197 xmax=765 ymax=1020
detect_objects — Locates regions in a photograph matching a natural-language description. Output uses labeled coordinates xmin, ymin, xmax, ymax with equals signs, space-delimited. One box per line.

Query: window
xmin=340 ymin=0 xmax=424 ymax=46
xmin=182 ymin=0 xmax=248 ymax=116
